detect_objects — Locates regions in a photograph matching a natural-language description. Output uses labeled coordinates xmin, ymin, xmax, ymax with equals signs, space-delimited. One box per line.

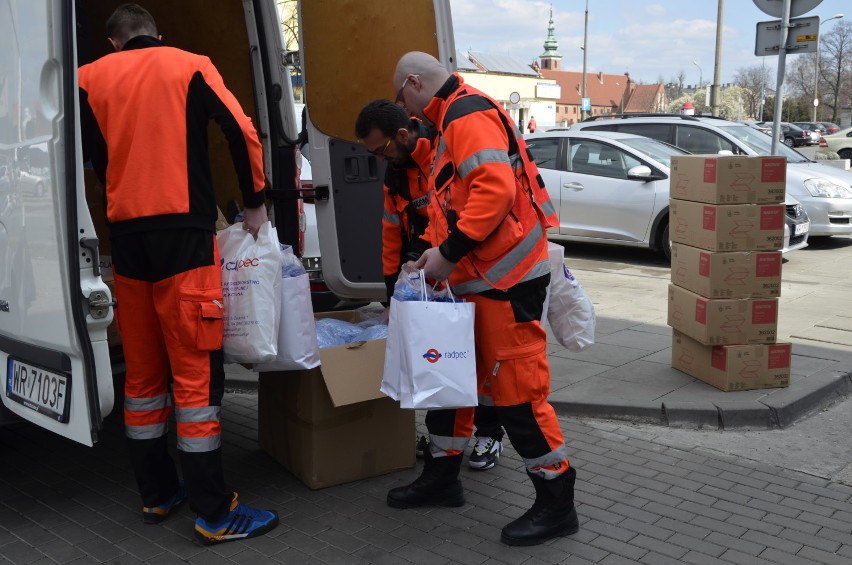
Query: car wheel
xmin=783 ymin=137 xmax=794 ymax=147
xmin=838 ymin=149 xmax=852 ymax=160
xmin=659 ymin=222 xmax=671 ymax=262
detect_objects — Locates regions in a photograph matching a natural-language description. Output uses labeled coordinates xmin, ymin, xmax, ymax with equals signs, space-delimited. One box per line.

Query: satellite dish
xmin=752 ymin=0 xmax=822 ymax=18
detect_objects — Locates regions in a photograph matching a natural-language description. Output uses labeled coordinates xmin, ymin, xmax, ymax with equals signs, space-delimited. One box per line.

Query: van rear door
xmin=0 ymin=1 xmax=113 ymax=446
xmin=299 ymin=0 xmax=455 ymax=300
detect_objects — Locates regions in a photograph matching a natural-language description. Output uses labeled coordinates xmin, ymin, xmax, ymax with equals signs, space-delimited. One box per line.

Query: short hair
xmin=106 ymin=3 xmax=158 ymax=42
xmin=355 ymin=99 xmax=409 ymax=139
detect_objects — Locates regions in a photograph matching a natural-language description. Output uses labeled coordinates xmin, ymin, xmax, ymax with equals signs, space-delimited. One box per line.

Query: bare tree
xmin=664 ymin=70 xmax=686 ymax=101
xmin=785 ymin=53 xmax=817 ymax=99
xmin=819 ymin=20 xmax=852 ymax=124
xmin=734 ymin=65 xmax=772 ymax=119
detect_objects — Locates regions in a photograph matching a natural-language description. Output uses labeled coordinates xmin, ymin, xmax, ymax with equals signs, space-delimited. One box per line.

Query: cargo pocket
xmin=493 ymin=340 xmax=549 ymax=404
xmin=179 ymin=288 xmax=224 ymax=351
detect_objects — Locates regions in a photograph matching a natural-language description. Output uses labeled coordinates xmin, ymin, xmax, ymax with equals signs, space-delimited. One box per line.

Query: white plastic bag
xmin=544 ymin=242 xmax=595 ymax=351
xmin=254 ymin=246 xmax=321 ymax=372
xmin=383 ymin=271 xmax=478 ymax=410
xmin=217 ymin=222 xmax=282 ymax=363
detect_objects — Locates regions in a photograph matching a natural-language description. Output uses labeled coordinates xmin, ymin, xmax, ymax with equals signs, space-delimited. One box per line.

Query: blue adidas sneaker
xmin=194 ymin=493 xmax=279 ymax=545
xmin=142 ymin=481 xmax=187 ymax=524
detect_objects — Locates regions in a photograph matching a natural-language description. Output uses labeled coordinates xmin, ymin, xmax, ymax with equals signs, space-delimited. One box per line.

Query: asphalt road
xmin=557 ymin=235 xmax=852 ymax=487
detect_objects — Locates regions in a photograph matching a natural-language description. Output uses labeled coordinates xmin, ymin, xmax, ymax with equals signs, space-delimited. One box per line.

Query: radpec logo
xmin=422 ymin=348 xmax=469 ymax=364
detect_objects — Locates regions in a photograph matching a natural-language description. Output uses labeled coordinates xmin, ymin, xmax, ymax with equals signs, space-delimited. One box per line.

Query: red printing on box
xmin=695 ymin=298 xmax=707 ymax=324
xmin=761 ymin=158 xmax=786 ymax=183
xmin=699 ymin=252 xmax=711 ymax=277
xmin=702 ymin=206 xmax=717 ymax=230
xmin=703 ymin=159 xmax=717 ymax=183
xmin=711 ymin=346 xmax=727 ymax=370
xmin=751 ymin=300 xmax=778 ymax=324
xmin=755 ymin=253 xmax=782 ymax=277
xmin=768 ymin=344 xmax=792 ymax=369
xmin=759 ymin=206 xmax=784 ymax=230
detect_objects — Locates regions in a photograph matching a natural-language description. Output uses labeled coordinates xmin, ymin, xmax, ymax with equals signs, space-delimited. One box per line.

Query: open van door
xmin=0 ymin=1 xmax=113 ymax=446
xmin=299 ymin=0 xmax=456 ymax=301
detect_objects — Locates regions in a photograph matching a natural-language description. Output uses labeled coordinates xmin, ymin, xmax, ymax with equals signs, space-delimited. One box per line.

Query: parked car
xmin=738 ymin=120 xmax=770 ymax=135
xmin=818 ymin=122 xmax=842 ymax=135
xmin=757 ymin=122 xmax=811 ymax=147
xmin=819 ymin=127 xmax=852 ymax=160
xmin=523 ymin=130 xmax=808 ymax=260
xmin=570 ymin=114 xmax=852 ymax=238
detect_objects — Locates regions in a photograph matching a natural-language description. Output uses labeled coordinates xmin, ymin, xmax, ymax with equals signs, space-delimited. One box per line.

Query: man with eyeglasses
xmin=356 ymin=99 xmax=509 ymax=473
xmin=387 ymin=51 xmax=578 ymax=547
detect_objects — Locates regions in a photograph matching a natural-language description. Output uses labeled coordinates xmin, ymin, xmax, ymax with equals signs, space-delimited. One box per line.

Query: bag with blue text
xmin=382 ymin=270 xmax=478 ymax=410
xmin=217 ymin=222 xmax=282 ymax=364
xmin=544 ymin=242 xmax=595 ymax=351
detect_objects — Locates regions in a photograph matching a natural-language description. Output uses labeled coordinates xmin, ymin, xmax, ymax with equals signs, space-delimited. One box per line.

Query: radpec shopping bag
xmin=217 ymin=221 xmax=282 ymax=364
xmin=544 ymin=242 xmax=595 ymax=352
xmin=254 ymin=245 xmax=321 ymax=372
xmin=383 ymin=271 xmax=478 ymax=410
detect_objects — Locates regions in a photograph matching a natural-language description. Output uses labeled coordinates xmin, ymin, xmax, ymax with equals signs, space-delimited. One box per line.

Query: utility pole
xmin=711 ymin=0 xmax=724 ymax=117
xmin=581 ymin=0 xmax=589 ymax=120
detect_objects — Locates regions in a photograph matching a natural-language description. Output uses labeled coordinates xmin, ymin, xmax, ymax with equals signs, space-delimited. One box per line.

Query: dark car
xmin=792 ymin=122 xmax=824 ymax=145
xmin=758 ymin=122 xmax=810 ymax=147
xmin=817 ymin=122 xmax=842 ymax=135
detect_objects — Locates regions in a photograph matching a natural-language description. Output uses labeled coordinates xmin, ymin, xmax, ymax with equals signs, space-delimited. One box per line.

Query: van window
xmin=675 ymin=125 xmax=736 ymax=155
xmin=611 ymin=123 xmax=673 ymax=145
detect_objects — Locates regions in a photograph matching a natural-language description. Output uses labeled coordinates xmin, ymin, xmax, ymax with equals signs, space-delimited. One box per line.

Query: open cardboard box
xmin=258 ymin=310 xmax=415 ymax=489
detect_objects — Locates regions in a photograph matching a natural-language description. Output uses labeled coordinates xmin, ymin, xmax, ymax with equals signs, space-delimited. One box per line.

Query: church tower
xmin=539 ymin=7 xmax=561 ymax=71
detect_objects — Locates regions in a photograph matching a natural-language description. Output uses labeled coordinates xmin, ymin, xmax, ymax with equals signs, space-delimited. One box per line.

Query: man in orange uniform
xmin=355 ymin=100 xmax=508 ymax=470
xmin=383 ymin=51 xmax=579 ymax=546
xmin=79 ymin=3 xmax=278 ymax=545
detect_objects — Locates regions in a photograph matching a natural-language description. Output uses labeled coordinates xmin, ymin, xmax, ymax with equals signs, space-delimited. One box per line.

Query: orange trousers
xmin=425 ymin=277 xmax=570 ymax=479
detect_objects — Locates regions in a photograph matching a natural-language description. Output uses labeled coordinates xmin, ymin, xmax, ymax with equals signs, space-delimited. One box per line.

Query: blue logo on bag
xmin=422 ymin=349 xmax=469 ymax=363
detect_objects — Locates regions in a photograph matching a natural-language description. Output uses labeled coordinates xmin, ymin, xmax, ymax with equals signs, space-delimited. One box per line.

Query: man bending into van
xmin=79 ymin=3 xmax=278 ymax=545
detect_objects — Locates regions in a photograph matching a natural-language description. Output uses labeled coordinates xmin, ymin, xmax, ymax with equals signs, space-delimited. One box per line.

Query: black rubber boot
xmin=501 ymin=467 xmax=579 ymax=546
xmin=387 ymin=450 xmax=465 ymax=509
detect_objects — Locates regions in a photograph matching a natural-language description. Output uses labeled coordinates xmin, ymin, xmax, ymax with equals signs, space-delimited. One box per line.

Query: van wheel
xmin=659 ymin=222 xmax=671 ymax=262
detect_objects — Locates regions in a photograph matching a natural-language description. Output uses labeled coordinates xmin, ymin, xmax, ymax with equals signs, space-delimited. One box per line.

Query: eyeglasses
xmin=395 ymin=77 xmax=410 ymax=105
xmin=368 ymin=137 xmax=392 ymax=157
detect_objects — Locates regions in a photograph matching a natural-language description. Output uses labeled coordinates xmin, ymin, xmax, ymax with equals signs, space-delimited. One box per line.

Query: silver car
xmin=571 ymin=115 xmax=852 ymax=238
xmin=525 ymin=130 xmax=808 ymax=260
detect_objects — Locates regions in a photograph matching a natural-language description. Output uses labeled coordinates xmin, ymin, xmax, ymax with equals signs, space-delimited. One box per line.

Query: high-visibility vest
xmin=423 ymin=74 xmax=556 ymax=293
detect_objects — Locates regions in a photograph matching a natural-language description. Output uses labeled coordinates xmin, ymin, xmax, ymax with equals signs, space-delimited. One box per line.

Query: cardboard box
xmin=667 ymin=284 xmax=779 ymax=345
xmin=672 ymin=330 xmax=791 ymax=391
xmin=670 ymin=243 xmax=782 ymax=299
xmin=670 ymin=155 xmax=786 ymax=204
xmin=669 ymin=199 xmax=785 ymax=252
xmin=258 ymin=311 xmax=415 ymax=489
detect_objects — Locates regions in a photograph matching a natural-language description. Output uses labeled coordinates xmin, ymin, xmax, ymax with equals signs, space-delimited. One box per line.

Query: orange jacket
xmin=421 ymin=74 xmax=556 ymax=294
xmin=79 ymin=36 xmax=265 ymax=235
xmin=382 ymin=125 xmax=435 ymax=298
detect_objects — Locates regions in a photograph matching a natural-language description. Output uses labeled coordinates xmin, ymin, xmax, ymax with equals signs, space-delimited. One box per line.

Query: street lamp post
xmin=693 ymin=60 xmax=702 ymax=90
xmin=813 ymin=13 xmax=844 ymax=122
xmin=581 ymin=0 xmax=589 ymax=121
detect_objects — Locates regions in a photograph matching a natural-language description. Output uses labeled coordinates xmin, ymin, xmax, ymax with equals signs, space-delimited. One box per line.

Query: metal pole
xmin=581 ymin=0 xmax=588 ymax=120
xmin=711 ymin=0 xmax=724 ymax=117
xmin=770 ymin=0 xmax=792 ymax=155
xmin=759 ymin=57 xmax=765 ymax=120
xmin=813 ymin=15 xmax=845 ymax=122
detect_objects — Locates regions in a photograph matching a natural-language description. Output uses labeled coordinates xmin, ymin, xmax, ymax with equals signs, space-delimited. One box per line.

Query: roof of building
xmin=541 ymin=69 xmax=630 ymax=107
xmin=455 ymin=51 xmax=479 ymax=71
xmin=467 ymin=51 xmax=539 ymax=76
xmin=624 ymin=84 xmax=666 ymax=113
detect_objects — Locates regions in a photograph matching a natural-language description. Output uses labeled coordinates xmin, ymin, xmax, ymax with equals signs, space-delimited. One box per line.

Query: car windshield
xmin=618 ymin=137 xmax=688 ymax=168
xmin=717 ymin=125 xmax=810 ymax=163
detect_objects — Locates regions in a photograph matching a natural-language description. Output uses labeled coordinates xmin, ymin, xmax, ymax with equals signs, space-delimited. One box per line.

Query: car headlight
xmin=804 ymin=178 xmax=852 ymax=198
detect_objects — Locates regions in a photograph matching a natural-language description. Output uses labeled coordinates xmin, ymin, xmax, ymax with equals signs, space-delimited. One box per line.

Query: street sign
xmin=752 ymin=0 xmax=822 ymax=18
xmin=581 ymin=97 xmax=590 ymax=111
xmin=755 ymin=15 xmax=819 ymax=56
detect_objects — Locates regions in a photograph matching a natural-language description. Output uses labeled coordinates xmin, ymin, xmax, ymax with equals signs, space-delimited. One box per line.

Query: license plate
xmin=5 ymin=357 xmax=71 ymax=423
xmin=795 ymin=223 xmax=809 ymax=236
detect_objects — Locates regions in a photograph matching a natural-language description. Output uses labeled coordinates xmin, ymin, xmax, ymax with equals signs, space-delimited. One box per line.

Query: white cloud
xmin=645 ymin=4 xmax=666 ymax=17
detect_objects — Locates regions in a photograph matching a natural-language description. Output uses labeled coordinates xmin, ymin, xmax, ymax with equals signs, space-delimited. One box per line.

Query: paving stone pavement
xmin=2 ymin=389 xmax=852 ymax=565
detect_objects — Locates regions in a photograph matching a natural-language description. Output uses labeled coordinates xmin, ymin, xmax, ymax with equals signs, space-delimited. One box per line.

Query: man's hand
xmin=241 ymin=205 xmax=268 ymax=239
xmin=414 ymin=247 xmax=456 ymax=281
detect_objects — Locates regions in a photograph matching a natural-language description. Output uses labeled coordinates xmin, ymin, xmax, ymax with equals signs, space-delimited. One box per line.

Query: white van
xmin=0 ymin=0 xmax=455 ymax=446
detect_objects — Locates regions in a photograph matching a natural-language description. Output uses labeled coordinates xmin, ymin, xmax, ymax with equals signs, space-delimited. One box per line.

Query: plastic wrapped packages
xmin=279 ymin=244 xmax=306 ymax=277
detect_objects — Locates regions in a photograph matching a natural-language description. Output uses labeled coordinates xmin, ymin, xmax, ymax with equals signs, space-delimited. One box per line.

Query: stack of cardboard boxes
xmin=667 ymin=155 xmax=793 ymax=391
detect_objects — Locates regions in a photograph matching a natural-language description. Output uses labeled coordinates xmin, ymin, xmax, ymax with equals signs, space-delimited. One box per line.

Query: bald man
xmin=387 ymin=51 xmax=579 ymax=546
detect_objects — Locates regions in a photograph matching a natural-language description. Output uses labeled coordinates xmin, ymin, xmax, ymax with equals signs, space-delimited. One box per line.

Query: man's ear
xmin=108 ymin=37 xmax=122 ymax=52
xmin=397 ymin=127 xmax=410 ymax=143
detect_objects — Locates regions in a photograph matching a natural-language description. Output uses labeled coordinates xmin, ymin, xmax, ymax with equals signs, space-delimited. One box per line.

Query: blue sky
xmin=449 ymin=0 xmax=847 ymax=85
